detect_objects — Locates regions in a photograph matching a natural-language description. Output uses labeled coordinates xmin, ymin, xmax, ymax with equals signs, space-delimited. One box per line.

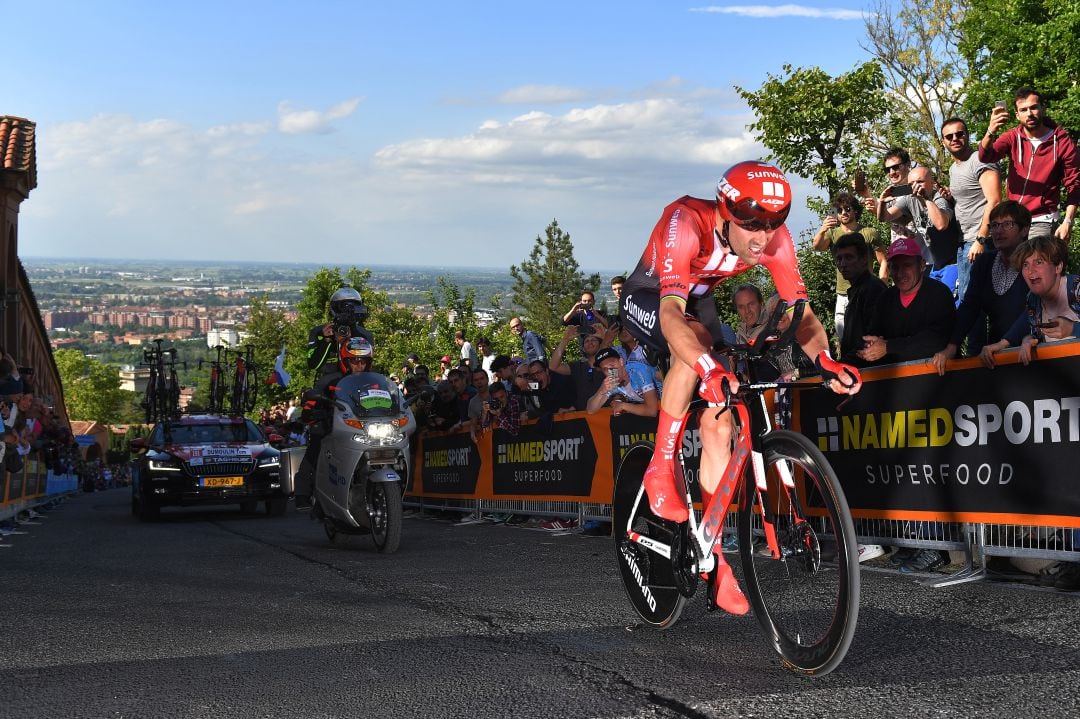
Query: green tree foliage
xmin=243 ymin=296 xmax=291 ymax=410
xmin=256 ymin=266 xmax=437 ymax=395
xmin=736 ymin=63 xmax=888 ymax=199
xmin=368 ymin=303 xmax=432 ymax=376
xmin=862 ymin=0 xmax=968 ymax=174
xmin=509 ymin=219 xmax=600 ymax=353
xmin=54 ymin=349 xmax=129 ymax=423
xmin=959 ymin=0 xmax=1080 ymax=137
xmin=428 ymin=277 xmax=479 ymax=364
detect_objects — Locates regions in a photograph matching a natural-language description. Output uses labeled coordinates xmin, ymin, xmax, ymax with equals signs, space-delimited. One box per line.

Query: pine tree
xmin=509 ymin=219 xmax=600 ymax=354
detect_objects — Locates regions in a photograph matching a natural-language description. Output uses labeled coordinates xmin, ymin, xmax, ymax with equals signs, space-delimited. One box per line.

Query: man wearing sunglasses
xmin=619 ymin=161 xmax=862 ymax=614
xmin=813 ymin=191 xmax=886 ymax=344
xmin=858 ymin=148 xmax=911 ymax=239
xmin=942 ymin=117 xmax=1001 ymax=309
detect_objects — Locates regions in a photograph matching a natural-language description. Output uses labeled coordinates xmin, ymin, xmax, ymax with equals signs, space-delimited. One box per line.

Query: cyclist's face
xmin=725 ymin=220 xmax=776 ymax=267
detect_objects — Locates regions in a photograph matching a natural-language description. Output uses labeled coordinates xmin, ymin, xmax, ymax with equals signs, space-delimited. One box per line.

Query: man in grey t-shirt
xmin=941 ymin=117 xmax=1001 ymax=302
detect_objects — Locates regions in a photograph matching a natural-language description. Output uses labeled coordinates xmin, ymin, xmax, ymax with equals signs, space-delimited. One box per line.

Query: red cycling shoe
xmin=642 ymin=458 xmax=689 ymax=523
xmin=704 ymin=551 xmax=750 ymax=615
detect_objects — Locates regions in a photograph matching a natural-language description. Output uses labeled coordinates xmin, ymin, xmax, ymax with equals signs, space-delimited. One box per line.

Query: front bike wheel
xmin=738 ymin=429 xmax=859 ymax=676
xmin=613 ymin=442 xmax=687 ymax=629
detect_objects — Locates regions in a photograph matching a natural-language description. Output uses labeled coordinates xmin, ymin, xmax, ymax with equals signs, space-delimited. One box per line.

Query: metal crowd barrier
xmin=402 ymin=493 xmax=1077 ymax=587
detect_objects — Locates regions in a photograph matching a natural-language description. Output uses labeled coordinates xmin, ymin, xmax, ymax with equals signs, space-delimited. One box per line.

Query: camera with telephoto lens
xmin=331 ymin=301 xmax=368 ymax=336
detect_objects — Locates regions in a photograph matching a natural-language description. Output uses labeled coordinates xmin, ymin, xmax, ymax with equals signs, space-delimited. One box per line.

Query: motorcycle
xmin=309 ymin=372 xmax=416 ymax=552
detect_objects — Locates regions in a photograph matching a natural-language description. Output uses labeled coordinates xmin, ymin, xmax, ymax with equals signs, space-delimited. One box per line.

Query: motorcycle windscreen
xmin=335 ymin=372 xmax=404 ymax=418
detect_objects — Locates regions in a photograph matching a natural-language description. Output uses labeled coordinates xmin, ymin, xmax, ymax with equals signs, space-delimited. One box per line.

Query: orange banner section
xmin=1 ymin=458 xmax=47 ymax=508
xmin=411 ymin=410 xmax=615 ymax=504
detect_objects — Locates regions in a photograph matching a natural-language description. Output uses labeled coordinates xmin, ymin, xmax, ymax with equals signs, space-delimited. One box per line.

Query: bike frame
xmin=623 ymin=383 xmax=806 ymax=575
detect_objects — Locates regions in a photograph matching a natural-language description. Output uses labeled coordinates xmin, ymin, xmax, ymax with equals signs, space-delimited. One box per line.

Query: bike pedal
xmin=704 ymin=570 xmax=719 ymax=612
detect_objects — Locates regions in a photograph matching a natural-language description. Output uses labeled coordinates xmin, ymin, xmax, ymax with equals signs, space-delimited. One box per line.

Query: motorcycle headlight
xmin=351 ymin=421 xmax=404 ymax=446
xmin=148 ymin=458 xmax=182 ymax=473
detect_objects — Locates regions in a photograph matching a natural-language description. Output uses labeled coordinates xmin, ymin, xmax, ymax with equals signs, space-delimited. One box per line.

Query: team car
xmin=130 ymin=414 xmax=285 ymax=521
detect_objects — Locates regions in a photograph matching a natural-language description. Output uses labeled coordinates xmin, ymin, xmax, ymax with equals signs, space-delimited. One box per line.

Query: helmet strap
xmin=715 ymin=223 xmax=732 ymax=249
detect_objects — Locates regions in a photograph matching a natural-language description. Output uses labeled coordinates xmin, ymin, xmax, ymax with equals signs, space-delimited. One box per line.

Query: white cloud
xmin=276 ymin=97 xmax=363 ymax=135
xmin=24 ymin=92 xmax=816 ymax=270
xmin=373 ymin=98 xmax=759 ymax=189
xmin=497 ymin=84 xmax=587 ymax=104
xmin=690 ymin=4 xmax=865 ymax=20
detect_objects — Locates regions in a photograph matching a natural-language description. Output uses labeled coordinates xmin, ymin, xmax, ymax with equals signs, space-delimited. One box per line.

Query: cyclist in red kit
xmin=620 ymin=161 xmax=862 ymax=614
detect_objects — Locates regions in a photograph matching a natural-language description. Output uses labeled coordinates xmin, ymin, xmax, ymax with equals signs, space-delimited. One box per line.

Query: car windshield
xmin=151 ymin=419 xmax=264 ymax=444
xmin=335 ymin=372 xmax=402 ymax=418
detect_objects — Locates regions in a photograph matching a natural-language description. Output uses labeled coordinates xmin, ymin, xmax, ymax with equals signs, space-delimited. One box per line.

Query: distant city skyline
xmin=10 ymin=1 xmax=873 ymax=269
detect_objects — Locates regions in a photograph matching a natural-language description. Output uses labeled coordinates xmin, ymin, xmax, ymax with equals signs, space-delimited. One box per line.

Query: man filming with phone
xmin=979 ymin=86 xmax=1080 ymax=242
xmin=585 ymin=347 xmax=657 ymax=418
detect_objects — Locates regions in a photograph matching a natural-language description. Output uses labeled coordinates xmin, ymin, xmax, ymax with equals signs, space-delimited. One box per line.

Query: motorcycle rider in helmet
xmin=294 ymin=336 xmax=375 ymax=510
xmin=307 ymin=287 xmax=375 ymax=379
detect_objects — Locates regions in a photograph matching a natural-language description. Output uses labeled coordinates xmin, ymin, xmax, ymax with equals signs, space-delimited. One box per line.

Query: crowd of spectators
xmin=0 ymin=346 xmax=79 ymax=482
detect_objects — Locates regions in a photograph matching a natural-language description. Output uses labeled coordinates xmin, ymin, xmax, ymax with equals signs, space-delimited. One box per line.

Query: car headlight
xmin=351 ymin=421 xmax=404 ymax=446
xmin=148 ymin=458 xmax=182 ymax=472
xmin=257 ymin=455 xmax=280 ymax=468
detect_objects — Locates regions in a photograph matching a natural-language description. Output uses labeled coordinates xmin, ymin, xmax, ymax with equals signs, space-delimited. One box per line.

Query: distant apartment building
xmin=207 ymin=328 xmax=240 ymax=348
xmin=118 ymin=366 xmax=151 ymax=393
xmin=42 ymin=310 xmax=88 ymax=329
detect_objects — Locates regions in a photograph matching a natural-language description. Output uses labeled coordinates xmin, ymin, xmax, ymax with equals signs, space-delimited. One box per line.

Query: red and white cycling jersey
xmin=624 ymin=195 xmax=808 ymax=304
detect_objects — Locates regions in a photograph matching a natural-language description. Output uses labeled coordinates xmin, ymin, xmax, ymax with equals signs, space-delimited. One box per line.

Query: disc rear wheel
xmin=613 ymin=442 xmax=689 ymax=629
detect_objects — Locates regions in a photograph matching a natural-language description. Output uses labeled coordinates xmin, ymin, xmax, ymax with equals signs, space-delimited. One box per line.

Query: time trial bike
xmin=612 ymin=300 xmax=859 ymax=676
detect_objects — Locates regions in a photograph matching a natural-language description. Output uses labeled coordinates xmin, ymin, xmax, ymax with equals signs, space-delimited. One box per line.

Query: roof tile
xmin=0 ymin=115 xmax=37 ymax=191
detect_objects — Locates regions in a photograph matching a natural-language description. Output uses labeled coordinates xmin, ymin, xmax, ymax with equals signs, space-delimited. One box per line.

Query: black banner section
xmin=420 ymin=433 xmax=481 ymax=495
xmin=798 ymin=353 xmax=1080 ymax=518
xmin=610 ymin=414 xmax=702 ymax=503
xmin=491 ymin=418 xmax=598 ymax=496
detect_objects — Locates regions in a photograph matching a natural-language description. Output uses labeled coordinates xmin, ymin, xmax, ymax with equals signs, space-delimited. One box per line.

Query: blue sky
xmin=8 ymin=1 xmax=875 ymax=270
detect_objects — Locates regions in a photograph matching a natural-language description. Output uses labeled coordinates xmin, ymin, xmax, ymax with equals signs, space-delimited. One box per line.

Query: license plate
xmin=199 ymin=476 xmax=244 ymax=487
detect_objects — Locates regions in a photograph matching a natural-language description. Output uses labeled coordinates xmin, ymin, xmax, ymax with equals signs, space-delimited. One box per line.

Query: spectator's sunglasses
xmin=942 ymin=130 xmax=967 ymax=141
xmin=883 ymin=162 xmax=905 ymax=174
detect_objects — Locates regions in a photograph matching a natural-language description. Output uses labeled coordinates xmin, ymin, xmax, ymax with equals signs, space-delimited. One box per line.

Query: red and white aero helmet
xmin=716 ymin=161 xmax=792 ymax=231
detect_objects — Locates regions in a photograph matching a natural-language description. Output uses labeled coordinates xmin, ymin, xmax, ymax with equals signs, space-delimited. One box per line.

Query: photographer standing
xmin=562 ymin=290 xmax=608 ymax=335
xmin=479 ymin=381 xmax=521 ymax=436
xmin=307 ymin=287 xmax=375 ymax=378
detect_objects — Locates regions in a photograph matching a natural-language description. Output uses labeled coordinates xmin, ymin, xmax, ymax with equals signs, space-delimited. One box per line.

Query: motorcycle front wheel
xmin=368 ymin=481 xmax=402 ymax=553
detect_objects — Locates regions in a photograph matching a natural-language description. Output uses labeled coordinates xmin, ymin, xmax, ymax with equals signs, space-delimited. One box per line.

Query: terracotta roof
xmin=0 ymin=116 xmax=37 ymax=191
xmin=70 ymin=420 xmax=104 ymax=435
